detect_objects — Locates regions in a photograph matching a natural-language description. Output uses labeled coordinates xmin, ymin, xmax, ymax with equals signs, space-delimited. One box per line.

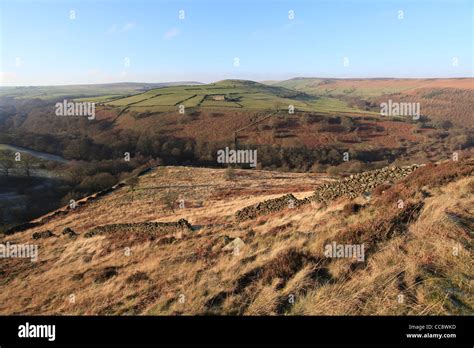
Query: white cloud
xmin=106 ymin=24 xmax=118 ymax=34
xmin=106 ymin=21 xmax=135 ymax=35
xmin=163 ymin=27 xmax=179 ymax=40
xmin=122 ymin=22 xmax=135 ymax=32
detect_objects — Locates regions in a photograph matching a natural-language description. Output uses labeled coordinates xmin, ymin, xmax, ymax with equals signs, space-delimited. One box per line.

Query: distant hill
xmin=268 ymin=77 xmax=474 ymax=97
xmin=0 ymin=82 xmax=203 ymax=100
xmin=267 ymin=78 xmax=474 ymax=127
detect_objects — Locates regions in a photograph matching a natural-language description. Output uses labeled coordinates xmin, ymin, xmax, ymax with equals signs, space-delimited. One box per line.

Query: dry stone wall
xmin=235 ymin=164 xmax=420 ymax=222
xmin=235 ymin=194 xmax=303 ymax=222
xmin=83 ymin=218 xmax=193 ymax=238
xmin=310 ymin=164 xmax=420 ymax=202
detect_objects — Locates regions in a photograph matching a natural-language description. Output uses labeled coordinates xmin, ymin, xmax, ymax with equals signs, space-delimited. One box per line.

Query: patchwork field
xmin=98 ymin=80 xmax=365 ymax=114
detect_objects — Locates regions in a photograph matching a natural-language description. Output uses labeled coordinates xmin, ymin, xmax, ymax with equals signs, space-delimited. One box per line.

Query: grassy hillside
xmin=0 ymin=159 xmax=472 ymax=315
xmin=269 ymin=78 xmax=474 ymax=127
xmin=270 ymin=78 xmax=474 ymax=97
xmin=98 ymin=79 xmax=363 ymax=114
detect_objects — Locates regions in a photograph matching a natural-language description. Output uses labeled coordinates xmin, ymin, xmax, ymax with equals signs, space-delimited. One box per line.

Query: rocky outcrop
xmin=222 ymin=237 xmax=245 ymax=252
xmin=83 ymin=218 xmax=193 ymax=238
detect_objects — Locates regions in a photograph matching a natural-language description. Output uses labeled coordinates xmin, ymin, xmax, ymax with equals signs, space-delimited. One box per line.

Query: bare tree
xmin=273 ymin=101 xmax=285 ymax=113
xmin=20 ymin=153 xmax=35 ymax=177
xmin=0 ymin=150 xmax=14 ymax=177
xmin=162 ymin=189 xmax=179 ymax=213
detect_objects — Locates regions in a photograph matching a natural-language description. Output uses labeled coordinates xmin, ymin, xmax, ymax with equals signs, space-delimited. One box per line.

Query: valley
xmin=0 ymin=77 xmax=472 ymax=316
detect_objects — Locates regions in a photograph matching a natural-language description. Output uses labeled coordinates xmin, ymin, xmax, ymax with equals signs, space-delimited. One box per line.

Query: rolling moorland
xmin=0 ymin=78 xmax=472 ymax=315
xmin=0 ymin=159 xmax=472 ymax=315
xmin=270 ymin=78 xmax=474 ymax=127
xmin=0 ymin=78 xmax=473 ymax=229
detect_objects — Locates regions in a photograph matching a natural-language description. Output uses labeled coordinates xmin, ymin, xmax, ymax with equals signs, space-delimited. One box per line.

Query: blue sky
xmin=0 ymin=0 xmax=472 ymax=85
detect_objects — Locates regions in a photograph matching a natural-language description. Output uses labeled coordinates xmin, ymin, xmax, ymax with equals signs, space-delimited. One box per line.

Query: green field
xmin=201 ymin=99 xmax=242 ymax=108
xmin=96 ymin=80 xmax=366 ymax=114
xmin=182 ymin=94 xmax=205 ymax=107
xmin=134 ymin=93 xmax=197 ymax=106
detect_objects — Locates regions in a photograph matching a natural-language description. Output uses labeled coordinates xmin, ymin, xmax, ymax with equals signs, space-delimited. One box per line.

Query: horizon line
xmin=1 ymin=76 xmax=473 ymax=88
